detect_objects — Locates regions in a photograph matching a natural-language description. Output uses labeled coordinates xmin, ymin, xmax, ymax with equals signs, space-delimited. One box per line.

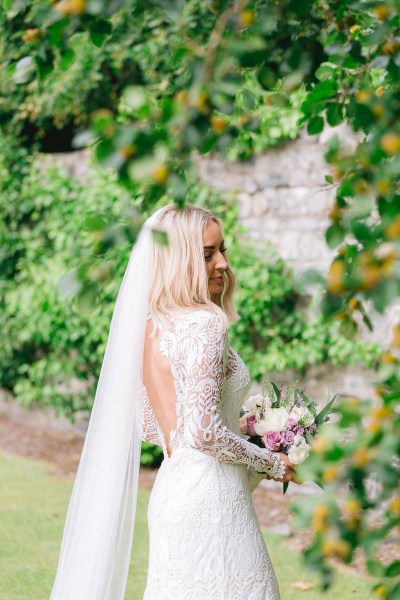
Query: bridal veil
xmin=50 ymin=209 xmax=162 ymax=599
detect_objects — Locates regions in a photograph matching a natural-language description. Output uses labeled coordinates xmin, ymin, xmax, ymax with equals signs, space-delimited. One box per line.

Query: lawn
xmin=0 ymin=451 xmax=374 ymax=599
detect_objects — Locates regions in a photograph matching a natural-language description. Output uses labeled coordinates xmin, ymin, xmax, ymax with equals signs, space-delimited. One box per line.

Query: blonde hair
xmin=148 ymin=203 xmax=238 ymax=326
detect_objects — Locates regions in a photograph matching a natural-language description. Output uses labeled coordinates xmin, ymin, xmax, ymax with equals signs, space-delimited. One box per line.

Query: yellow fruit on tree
xmin=120 ymin=145 xmax=136 ymax=159
xmin=322 ymin=538 xmax=351 ymax=560
xmin=194 ymin=90 xmax=210 ymax=115
xmin=328 ymin=204 xmax=342 ymax=223
xmin=348 ymin=297 xmax=360 ymax=310
xmin=328 ymin=260 xmax=345 ymax=294
xmin=385 ymin=215 xmax=400 ymax=239
xmin=391 ymin=324 xmax=400 ymax=347
xmin=352 ymin=448 xmax=373 ymax=468
xmin=360 ymin=265 xmax=381 ymax=290
xmin=389 ymin=496 xmax=400 ymax=516
xmin=374 ymin=6 xmax=391 ymax=20
xmin=22 ymin=28 xmax=41 ymax=43
xmin=372 ymin=405 xmax=393 ymax=419
xmin=375 ymin=585 xmax=388 ymax=599
xmin=311 ymin=504 xmax=329 ymax=533
xmin=356 ymin=89 xmax=371 ymax=103
xmin=54 ymin=0 xmax=85 ymax=15
xmin=152 ymin=164 xmax=169 ymax=185
xmin=322 ymin=466 xmax=338 ymax=484
xmin=313 ymin=436 xmax=329 ymax=454
xmin=175 ymin=90 xmax=188 ymax=105
xmin=341 ymin=499 xmax=361 ymax=526
xmin=211 ymin=115 xmax=228 ymax=134
xmin=376 ymin=179 xmax=390 ymax=195
xmin=380 ymin=133 xmax=400 ymax=154
xmin=381 ymin=350 xmax=396 ymax=364
xmin=372 ymin=104 xmax=384 ymax=119
xmin=239 ymin=10 xmax=256 ymax=27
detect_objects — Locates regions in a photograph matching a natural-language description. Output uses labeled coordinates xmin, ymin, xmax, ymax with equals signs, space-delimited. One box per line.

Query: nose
xmin=216 ymin=251 xmax=228 ymax=270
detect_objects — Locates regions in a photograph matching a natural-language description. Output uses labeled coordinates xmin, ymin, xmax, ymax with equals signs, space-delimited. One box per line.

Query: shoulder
xmin=174 ymin=307 xmax=228 ymax=334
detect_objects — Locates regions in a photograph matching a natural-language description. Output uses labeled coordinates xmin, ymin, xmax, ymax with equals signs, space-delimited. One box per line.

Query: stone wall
xmin=196 ymin=125 xmax=399 ymax=348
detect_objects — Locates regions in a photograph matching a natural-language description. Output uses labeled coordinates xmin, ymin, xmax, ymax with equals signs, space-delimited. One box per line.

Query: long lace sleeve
xmin=178 ymin=311 xmax=285 ymax=479
xmin=136 ymin=385 xmax=163 ymax=447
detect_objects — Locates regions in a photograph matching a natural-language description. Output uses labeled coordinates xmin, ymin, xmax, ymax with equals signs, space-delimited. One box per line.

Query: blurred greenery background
xmin=1 ymin=0 xmax=400 ymax=597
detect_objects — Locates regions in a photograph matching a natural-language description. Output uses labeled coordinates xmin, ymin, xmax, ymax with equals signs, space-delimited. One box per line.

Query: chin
xmin=209 ymin=285 xmax=224 ymax=298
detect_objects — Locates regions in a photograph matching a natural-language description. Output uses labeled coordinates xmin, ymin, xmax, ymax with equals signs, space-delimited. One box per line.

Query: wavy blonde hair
xmin=148 ymin=203 xmax=238 ymax=326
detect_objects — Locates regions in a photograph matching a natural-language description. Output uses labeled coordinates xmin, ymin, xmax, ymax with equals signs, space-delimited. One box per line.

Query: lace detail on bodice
xmin=136 ymin=308 xmax=285 ymax=479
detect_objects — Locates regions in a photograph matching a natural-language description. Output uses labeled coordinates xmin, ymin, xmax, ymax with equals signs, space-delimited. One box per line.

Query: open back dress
xmin=136 ymin=308 xmax=284 ymax=600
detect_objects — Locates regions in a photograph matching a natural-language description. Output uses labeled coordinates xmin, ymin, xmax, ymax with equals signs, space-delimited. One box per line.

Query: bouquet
xmin=240 ymin=380 xmax=336 ymax=493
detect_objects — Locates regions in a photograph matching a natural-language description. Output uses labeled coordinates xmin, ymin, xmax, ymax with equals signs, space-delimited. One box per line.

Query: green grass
xmin=0 ymin=451 xmax=374 ymax=599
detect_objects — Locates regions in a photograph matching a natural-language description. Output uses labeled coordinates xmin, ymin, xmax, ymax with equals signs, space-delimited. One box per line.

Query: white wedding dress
xmin=137 ymin=308 xmax=284 ymax=600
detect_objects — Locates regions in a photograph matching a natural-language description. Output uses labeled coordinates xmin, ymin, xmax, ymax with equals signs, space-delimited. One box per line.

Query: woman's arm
xmin=136 ymin=385 xmax=163 ymax=447
xmin=178 ymin=311 xmax=285 ymax=480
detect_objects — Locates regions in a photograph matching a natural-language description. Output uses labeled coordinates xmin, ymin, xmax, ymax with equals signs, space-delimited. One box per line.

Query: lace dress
xmin=136 ymin=308 xmax=285 ymax=600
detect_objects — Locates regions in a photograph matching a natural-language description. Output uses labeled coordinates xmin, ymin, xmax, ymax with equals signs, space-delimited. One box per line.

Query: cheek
xmin=205 ymin=260 xmax=214 ymax=278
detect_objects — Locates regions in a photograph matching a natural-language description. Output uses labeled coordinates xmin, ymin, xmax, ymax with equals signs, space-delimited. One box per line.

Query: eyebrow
xmin=203 ymin=241 xmax=225 ymax=250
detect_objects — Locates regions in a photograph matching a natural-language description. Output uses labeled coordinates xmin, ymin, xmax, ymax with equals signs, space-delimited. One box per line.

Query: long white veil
xmin=50 ymin=209 xmax=161 ymax=599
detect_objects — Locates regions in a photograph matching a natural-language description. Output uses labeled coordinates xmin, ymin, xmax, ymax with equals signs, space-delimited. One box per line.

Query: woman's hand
xmin=277 ymin=453 xmax=297 ymax=483
xmin=264 ymin=453 xmax=297 ymax=483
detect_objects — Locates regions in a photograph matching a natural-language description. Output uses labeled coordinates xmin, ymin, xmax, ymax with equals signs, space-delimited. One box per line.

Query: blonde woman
xmin=49 ymin=203 xmax=295 ymax=600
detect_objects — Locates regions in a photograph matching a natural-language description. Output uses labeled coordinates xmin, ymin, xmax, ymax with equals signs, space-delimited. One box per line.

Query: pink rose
xmin=281 ymin=430 xmax=295 ymax=447
xmin=262 ymin=431 xmax=282 ymax=452
xmin=246 ymin=415 xmax=257 ymax=437
xmin=294 ymin=426 xmax=304 ymax=436
xmin=287 ymin=418 xmax=297 ymax=430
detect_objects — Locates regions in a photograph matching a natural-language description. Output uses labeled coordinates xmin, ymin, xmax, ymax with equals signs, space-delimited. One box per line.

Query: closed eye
xmin=204 ymin=246 xmax=227 ymax=261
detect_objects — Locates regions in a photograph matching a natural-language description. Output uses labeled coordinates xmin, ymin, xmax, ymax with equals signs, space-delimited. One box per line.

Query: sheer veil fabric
xmin=50 ymin=210 xmax=161 ymax=599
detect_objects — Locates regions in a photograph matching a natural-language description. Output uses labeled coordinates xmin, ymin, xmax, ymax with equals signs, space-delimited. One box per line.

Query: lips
xmin=211 ymin=276 xmax=223 ymax=281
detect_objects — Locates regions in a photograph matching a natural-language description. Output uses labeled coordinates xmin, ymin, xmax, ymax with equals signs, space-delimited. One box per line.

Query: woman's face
xmin=203 ymin=220 xmax=228 ymax=297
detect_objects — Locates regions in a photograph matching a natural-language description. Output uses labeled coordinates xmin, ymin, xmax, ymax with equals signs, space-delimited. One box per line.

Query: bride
xmin=49 ymin=203 xmax=295 ymax=600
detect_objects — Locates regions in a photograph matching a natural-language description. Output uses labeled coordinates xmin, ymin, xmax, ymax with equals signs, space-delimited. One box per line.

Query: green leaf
xmin=326 ymin=102 xmax=344 ymax=126
xmin=59 ymin=48 xmax=75 ymax=71
xmin=35 ymin=55 xmax=54 ymax=81
xmin=315 ymin=63 xmax=336 ymax=82
xmin=315 ymin=395 xmax=337 ymax=426
xmin=305 ymin=429 xmax=314 ymax=445
xmin=89 ymin=19 xmax=112 ymax=47
xmin=47 ymin=19 xmax=69 ymax=47
xmin=367 ymin=558 xmax=386 ymax=577
xmin=307 ymin=115 xmax=324 ymax=135
xmin=283 ymin=482 xmax=289 ymax=495
xmin=325 ymin=174 xmax=334 ymax=184
xmin=325 ymin=223 xmax=345 ymax=248
xmin=308 ymin=80 xmax=339 ymax=103
xmin=271 ymin=382 xmax=281 ymax=400
xmin=385 ymin=560 xmax=400 ymax=577
xmin=82 ymin=214 xmax=107 ymax=231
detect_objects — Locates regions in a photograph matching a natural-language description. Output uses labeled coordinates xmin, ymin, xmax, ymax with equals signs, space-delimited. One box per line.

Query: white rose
xmin=243 ymin=394 xmax=271 ymax=417
xmin=288 ymin=435 xmax=311 ymax=464
xmin=263 ymin=407 xmax=289 ymax=433
xmin=254 ymin=418 xmax=269 ymax=436
xmin=289 ymin=406 xmax=305 ymax=422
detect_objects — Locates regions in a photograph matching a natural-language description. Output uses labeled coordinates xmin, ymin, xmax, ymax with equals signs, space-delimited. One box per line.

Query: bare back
xmin=143 ymin=318 xmax=178 ymax=458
